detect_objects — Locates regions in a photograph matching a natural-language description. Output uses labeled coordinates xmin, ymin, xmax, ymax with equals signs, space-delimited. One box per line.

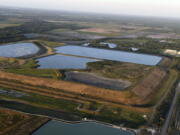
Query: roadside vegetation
xmin=168 ymin=94 xmax=180 ymax=134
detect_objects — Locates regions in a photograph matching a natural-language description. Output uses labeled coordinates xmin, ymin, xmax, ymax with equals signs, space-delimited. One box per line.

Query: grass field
xmin=3 ymin=57 xmax=62 ymax=79
xmin=6 ymin=69 xmax=62 ymax=79
xmin=87 ymin=61 xmax=152 ymax=83
xmin=37 ymin=40 xmax=65 ymax=48
xmin=0 ymin=57 xmax=25 ymax=69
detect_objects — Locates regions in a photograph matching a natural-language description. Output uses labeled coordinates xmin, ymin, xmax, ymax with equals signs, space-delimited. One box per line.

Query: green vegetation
xmin=0 ymin=110 xmax=25 ymax=131
xmin=147 ymin=69 xmax=178 ymax=106
xmin=38 ymin=40 xmax=65 ymax=48
xmin=0 ymin=20 xmax=87 ymax=43
xmin=6 ymin=69 xmax=62 ymax=79
xmin=168 ymin=94 xmax=180 ymax=134
xmin=87 ymin=106 xmax=146 ymax=128
xmin=152 ymin=76 xmax=179 ymax=128
xmin=0 ymin=91 xmax=77 ymax=112
xmin=0 ymin=57 xmax=24 ymax=69
xmin=90 ymin=38 xmax=180 ymax=55
xmin=0 ymin=88 xmax=146 ymax=128
xmin=4 ymin=59 xmax=62 ymax=79
xmin=87 ymin=61 xmax=152 ymax=82
xmin=0 ymin=108 xmax=48 ymax=135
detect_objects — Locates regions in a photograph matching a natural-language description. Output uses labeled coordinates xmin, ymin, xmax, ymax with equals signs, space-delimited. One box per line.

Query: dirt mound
xmin=132 ymin=68 xmax=166 ymax=98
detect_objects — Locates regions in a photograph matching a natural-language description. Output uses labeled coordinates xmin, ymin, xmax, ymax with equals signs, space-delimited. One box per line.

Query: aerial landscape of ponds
xmin=32 ymin=120 xmax=134 ymax=135
xmin=55 ymin=45 xmax=162 ymax=66
xmin=37 ymin=54 xmax=98 ymax=69
xmin=0 ymin=42 xmax=40 ymax=57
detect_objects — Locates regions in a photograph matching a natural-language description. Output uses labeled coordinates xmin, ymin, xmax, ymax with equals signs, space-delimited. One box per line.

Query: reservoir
xmin=55 ymin=45 xmax=162 ymax=66
xmin=0 ymin=42 xmax=39 ymax=58
xmin=37 ymin=54 xmax=97 ymax=69
xmin=32 ymin=120 xmax=134 ymax=135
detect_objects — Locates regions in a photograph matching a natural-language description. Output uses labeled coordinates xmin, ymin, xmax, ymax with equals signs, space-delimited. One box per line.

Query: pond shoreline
xmin=31 ymin=118 xmax=136 ymax=135
xmin=55 ymin=45 xmax=162 ymax=66
xmin=18 ymin=41 xmax=48 ymax=59
xmin=0 ymin=41 xmax=48 ymax=59
xmin=0 ymin=99 xmax=136 ymax=135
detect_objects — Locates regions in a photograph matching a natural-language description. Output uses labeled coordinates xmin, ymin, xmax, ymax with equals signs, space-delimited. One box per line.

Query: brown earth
xmin=132 ymin=68 xmax=166 ymax=99
xmin=0 ymin=71 xmax=139 ymax=104
xmin=0 ymin=108 xmax=48 ymax=135
xmin=0 ymin=67 xmax=167 ymax=105
xmin=79 ymin=28 xmax=120 ymax=34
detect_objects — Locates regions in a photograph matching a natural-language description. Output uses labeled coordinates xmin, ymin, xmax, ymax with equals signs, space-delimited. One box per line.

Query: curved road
xmin=161 ymin=82 xmax=180 ymax=135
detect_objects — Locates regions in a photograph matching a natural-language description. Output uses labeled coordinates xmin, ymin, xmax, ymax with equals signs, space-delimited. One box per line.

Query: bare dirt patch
xmin=132 ymin=68 xmax=166 ymax=99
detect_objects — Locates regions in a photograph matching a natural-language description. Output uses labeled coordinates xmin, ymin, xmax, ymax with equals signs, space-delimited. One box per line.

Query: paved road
xmin=161 ymin=82 xmax=180 ymax=135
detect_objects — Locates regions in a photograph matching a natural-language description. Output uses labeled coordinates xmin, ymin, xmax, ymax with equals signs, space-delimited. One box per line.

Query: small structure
xmin=82 ymin=43 xmax=90 ymax=46
xmin=131 ymin=47 xmax=139 ymax=52
xmin=177 ymin=51 xmax=180 ymax=56
xmin=164 ymin=49 xmax=177 ymax=56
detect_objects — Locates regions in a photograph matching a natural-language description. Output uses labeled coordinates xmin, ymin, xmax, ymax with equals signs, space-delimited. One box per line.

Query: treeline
xmin=0 ymin=20 xmax=87 ymax=43
xmin=91 ymin=38 xmax=180 ymax=55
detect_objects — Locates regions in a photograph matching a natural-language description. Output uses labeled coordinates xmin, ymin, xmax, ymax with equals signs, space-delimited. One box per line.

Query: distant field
xmin=0 ymin=23 xmax=20 ymax=29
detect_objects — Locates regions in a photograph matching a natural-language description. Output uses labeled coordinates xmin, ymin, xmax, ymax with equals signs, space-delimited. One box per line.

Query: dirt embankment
xmin=0 ymin=67 xmax=167 ymax=105
xmin=132 ymin=68 xmax=166 ymax=99
xmin=0 ymin=71 xmax=138 ymax=105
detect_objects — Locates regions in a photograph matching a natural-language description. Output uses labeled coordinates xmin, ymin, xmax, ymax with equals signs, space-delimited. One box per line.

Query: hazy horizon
xmin=0 ymin=0 xmax=180 ymax=19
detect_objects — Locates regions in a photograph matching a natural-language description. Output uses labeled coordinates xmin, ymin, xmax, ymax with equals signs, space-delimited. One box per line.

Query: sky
xmin=0 ymin=0 xmax=180 ymax=18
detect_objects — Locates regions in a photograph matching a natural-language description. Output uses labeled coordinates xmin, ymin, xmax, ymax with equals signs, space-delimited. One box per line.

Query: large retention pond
xmin=37 ymin=54 xmax=97 ymax=69
xmin=0 ymin=42 xmax=39 ymax=58
xmin=32 ymin=120 xmax=134 ymax=135
xmin=55 ymin=45 xmax=162 ymax=66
